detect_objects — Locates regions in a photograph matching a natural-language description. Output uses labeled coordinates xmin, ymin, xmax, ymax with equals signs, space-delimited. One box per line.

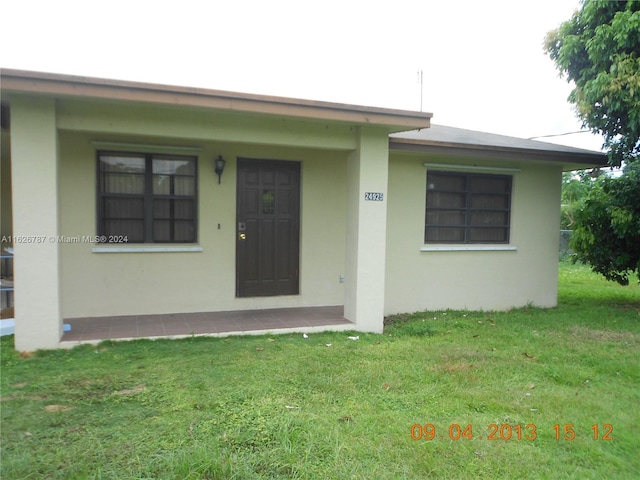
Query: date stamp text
xmin=410 ymin=423 xmax=614 ymax=441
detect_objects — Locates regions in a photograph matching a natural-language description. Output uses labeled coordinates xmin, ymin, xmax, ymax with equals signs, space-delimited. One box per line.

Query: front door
xmin=236 ymin=159 xmax=300 ymax=297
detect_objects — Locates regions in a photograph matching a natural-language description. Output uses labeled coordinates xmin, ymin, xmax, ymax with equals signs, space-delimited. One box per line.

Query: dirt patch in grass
xmin=438 ymin=348 xmax=487 ymax=361
xmin=617 ymin=302 xmax=640 ymax=314
xmin=435 ymin=349 xmax=487 ymax=374
xmin=114 ymin=385 xmax=146 ymax=396
xmin=439 ymin=361 xmax=476 ymax=373
xmin=383 ymin=313 xmax=414 ymax=326
xmin=0 ymin=394 xmax=48 ymax=402
xmin=570 ymin=326 xmax=640 ymax=345
xmin=44 ymin=405 xmax=74 ymax=413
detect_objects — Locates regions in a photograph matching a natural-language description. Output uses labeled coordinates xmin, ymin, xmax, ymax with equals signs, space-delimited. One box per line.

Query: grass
xmin=1 ymin=262 xmax=639 ymax=479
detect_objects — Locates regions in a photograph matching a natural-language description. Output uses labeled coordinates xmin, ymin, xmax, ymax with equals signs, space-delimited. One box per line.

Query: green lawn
xmin=1 ymin=263 xmax=639 ymax=479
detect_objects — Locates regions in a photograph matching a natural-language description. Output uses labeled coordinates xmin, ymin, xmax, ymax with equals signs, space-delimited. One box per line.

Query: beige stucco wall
xmin=344 ymin=127 xmax=389 ymax=332
xmin=1 ymin=130 xmax=12 ymax=241
xmin=7 ymin=92 xmax=567 ymax=350
xmin=58 ymin=130 xmax=348 ymax=318
xmin=10 ymin=96 xmax=63 ymax=350
xmin=384 ymin=152 xmax=562 ymax=314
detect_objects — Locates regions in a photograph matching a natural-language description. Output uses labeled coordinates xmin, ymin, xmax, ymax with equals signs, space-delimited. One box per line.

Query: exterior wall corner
xmin=10 ymin=96 xmax=62 ymax=351
xmin=344 ymin=127 xmax=389 ymax=333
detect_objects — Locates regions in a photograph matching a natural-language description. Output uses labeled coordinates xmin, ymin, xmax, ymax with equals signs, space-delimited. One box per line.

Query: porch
xmin=3 ymin=69 xmax=426 ymax=352
xmin=60 ymin=305 xmax=352 ymax=345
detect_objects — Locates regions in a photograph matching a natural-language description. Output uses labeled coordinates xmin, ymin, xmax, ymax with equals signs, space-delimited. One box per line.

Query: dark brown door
xmin=236 ymin=159 xmax=300 ymax=297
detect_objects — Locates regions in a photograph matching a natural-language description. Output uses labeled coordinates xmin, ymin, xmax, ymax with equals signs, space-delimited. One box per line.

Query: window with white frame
xmin=425 ymin=171 xmax=512 ymax=244
xmin=97 ymin=151 xmax=197 ymax=243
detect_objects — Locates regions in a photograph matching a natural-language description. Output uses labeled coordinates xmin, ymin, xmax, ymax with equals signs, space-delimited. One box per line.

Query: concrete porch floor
xmin=60 ymin=306 xmax=352 ymax=344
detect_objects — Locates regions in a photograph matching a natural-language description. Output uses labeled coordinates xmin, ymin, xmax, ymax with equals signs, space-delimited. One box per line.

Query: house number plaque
xmin=364 ymin=192 xmax=384 ymax=201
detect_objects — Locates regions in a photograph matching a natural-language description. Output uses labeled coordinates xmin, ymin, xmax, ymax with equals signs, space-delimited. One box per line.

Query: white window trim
xmin=420 ymin=245 xmax=518 ymax=252
xmin=424 ymin=168 xmax=514 ymax=246
xmin=92 ymin=246 xmax=203 ymax=253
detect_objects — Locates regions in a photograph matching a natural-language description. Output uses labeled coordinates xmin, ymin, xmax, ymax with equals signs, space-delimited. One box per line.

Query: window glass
xmin=174 ymin=177 xmax=195 ymax=196
xmin=153 ymin=158 xmax=195 ymax=175
xmin=98 ymin=151 xmax=197 ymax=243
xmin=104 ymin=219 xmax=145 ymax=242
xmin=262 ymin=190 xmax=275 ymax=214
xmin=100 ymin=155 xmax=145 ymax=173
xmin=427 ymin=191 xmax=465 ymax=208
xmin=471 ymin=193 xmax=509 ymax=209
xmin=425 ymin=226 xmax=465 ymax=242
xmin=428 ymin=174 xmax=466 ymax=191
xmin=103 ymin=173 xmax=145 ymax=194
xmin=470 ymin=228 xmax=509 ymax=243
xmin=103 ymin=198 xmax=144 ymax=219
xmin=425 ymin=171 xmax=512 ymax=244
xmin=426 ymin=210 xmax=465 ymax=226
xmin=470 ymin=176 xmax=509 ymax=192
xmin=153 ymin=175 xmax=171 ymax=195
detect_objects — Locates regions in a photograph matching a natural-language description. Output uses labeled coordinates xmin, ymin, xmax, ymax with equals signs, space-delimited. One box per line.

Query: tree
xmin=560 ymin=171 xmax=594 ymax=229
xmin=571 ymin=163 xmax=640 ymax=285
xmin=545 ymin=0 xmax=640 ymax=167
xmin=546 ymin=0 xmax=640 ymax=284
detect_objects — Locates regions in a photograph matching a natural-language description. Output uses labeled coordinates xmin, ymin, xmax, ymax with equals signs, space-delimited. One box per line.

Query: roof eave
xmin=0 ymin=68 xmax=432 ymax=132
xmin=389 ymin=137 xmax=608 ymax=170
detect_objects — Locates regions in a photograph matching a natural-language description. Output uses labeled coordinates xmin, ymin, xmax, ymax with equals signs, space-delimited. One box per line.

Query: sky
xmin=2 ymin=0 xmax=605 ymax=152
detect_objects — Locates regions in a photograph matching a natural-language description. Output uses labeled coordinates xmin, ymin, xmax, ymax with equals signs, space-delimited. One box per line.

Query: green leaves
xmin=548 ymin=1 xmax=640 ymax=285
xmin=571 ymin=163 xmax=640 ymax=285
xmin=561 ymin=172 xmax=596 ymax=229
xmin=545 ymin=0 xmax=640 ymax=166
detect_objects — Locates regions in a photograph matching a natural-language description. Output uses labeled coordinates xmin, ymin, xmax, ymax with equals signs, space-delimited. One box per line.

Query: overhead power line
xmin=527 ymin=130 xmax=591 ymax=140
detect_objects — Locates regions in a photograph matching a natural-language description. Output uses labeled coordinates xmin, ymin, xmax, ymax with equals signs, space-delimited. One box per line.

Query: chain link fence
xmin=560 ymin=230 xmax=573 ymax=260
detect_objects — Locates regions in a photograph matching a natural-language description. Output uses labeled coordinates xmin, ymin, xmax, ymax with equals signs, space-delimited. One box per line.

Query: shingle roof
xmin=390 ymin=124 xmax=607 ymax=168
xmin=392 ymin=124 xmax=602 ymax=154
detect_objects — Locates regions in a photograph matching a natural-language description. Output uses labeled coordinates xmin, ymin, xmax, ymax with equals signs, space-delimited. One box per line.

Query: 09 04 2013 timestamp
xmin=410 ymin=423 xmax=614 ymax=441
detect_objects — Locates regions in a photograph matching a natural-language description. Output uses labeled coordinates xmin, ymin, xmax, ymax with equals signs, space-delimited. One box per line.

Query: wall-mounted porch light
xmin=214 ymin=155 xmax=226 ymax=184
